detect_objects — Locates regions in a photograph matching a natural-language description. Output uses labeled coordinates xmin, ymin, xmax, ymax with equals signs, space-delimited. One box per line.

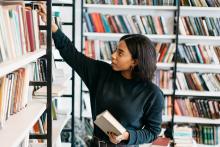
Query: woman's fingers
xmin=108 ymin=132 xmax=122 ymax=144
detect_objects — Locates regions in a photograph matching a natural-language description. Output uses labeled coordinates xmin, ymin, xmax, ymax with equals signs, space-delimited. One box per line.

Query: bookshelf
xmin=79 ymin=0 xmax=220 ymax=146
xmin=0 ymin=1 xmax=52 ymax=147
xmin=51 ymin=0 xmax=76 ymax=147
xmin=81 ymin=0 xmax=177 ymax=123
xmin=0 ymin=100 xmax=46 ymax=147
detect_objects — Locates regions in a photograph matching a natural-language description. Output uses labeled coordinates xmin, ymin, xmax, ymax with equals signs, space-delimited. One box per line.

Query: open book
xmin=94 ymin=110 xmax=126 ymax=136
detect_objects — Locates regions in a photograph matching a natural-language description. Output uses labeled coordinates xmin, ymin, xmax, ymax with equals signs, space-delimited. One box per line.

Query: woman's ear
xmin=133 ymin=59 xmax=138 ymax=66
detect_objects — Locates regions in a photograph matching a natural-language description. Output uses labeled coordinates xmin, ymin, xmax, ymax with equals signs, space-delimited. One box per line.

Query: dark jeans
xmin=90 ymin=136 xmax=139 ymax=147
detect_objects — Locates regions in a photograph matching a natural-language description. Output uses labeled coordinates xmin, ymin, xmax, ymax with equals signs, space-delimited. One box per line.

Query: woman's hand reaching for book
xmin=38 ymin=3 xmax=58 ymax=33
xmin=108 ymin=131 xmax=129 ymax=144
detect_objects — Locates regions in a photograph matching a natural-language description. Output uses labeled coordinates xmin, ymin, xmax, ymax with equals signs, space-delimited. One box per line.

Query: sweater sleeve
xmin=52 ymin=29 xmax=100 ymax=90
xmin=127 ymin=90 xmax=164 ymax=145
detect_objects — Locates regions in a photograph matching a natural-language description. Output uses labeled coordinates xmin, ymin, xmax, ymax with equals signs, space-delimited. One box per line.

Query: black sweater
xmin=52 ymin=29 xmax=164 ymax=145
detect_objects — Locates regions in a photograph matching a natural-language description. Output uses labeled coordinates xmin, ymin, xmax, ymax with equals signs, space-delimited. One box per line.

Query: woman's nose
xmin=111 ymin=52 xmax=116 ymax=60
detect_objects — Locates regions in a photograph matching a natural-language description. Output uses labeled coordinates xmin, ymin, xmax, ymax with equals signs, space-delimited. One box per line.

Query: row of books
xmin=0 ymin=4 xmax=41 ymax=63
xmin=163 ymin=96 xmax=172 ymax=116
xmin=84 ymin=12 xmax=171 ymax=34
xmin=32 ymin=58 xmax=47 ymax=91
xmin=85 ymin=40 xmax=220 ymax=64
xmin=85 ymin=0 xmax=175 ymax=5
xmin=0 ymin=67 xmax=30 ymax=129
xmin=86 ymin=0 xmax=220 ymax=7
xmin=174 ymin=98 xmax=220 ymax=119
xmin=176 ymin=72 xmax=220 ymax=91
xmin=179 ymin=17 xmax=220 ymax=36
xmin=174 ymin=126 xmax=195 ymax=147
xmin=174 ymin=125 xmax=220 ymax=146
xmin=181 ymin=0 xmax=220 ymax=7
xmin=193 ymin=125 xmax=220 ymax=145
xmin=153 ymin=70 xmax=173 ymax=89
xmin=177 ymin=44 xmax=220 ymax=64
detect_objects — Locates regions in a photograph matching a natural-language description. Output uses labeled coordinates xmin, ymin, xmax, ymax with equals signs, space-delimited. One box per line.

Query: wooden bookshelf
xmin=0 ymin=100 xmax=46 ymax=147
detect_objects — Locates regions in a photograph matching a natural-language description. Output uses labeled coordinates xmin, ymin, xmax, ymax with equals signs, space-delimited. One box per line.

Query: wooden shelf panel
xmin=0 ymin=100 xmax=46 ymax=147
xmin=0 ymin=49 xmax=46 ymax=78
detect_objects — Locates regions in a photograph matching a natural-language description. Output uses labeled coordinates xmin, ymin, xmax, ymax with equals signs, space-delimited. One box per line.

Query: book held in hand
xmin=94 ymin=110 xmax=126 ymax=136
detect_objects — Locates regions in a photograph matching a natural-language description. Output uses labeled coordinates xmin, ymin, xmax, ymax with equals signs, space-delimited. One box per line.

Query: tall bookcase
xmin=0 ymin=0 xmax=52 ymax=147
xmin=51 ymin=0 xmax=75 ymax=147
xmin=78 ymin=0 xmax=220 ymax=146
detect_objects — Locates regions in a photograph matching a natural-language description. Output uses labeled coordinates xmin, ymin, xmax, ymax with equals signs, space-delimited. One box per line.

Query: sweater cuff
xmin=127 ymin=129 xmax=137 ymax=145
xmin=52 ymin=28 xmax=62 ymax=40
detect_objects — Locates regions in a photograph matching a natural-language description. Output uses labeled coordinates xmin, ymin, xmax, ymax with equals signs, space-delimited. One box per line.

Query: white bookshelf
xmin=175 ymin=90 xmax=220 ymax=97
xmin=81 ymin=2 xmax=220 ymax=146
xmin=0 ymin=100 xmax=46 ymax=147
xmin=61 ymin=142 xmax=71 ymax=147
xmin=0 ymin=49 xmax=46 ymax=78
xmin=179 ymin=35 xmax=220 ymax=45
xmin=34 ymin=85 xmax=67 ymax=97
xmin=180 ymin=6 xmax=220 ymax=17
xmin=84 ymin=32 xmax=175 ymax=42
xmin=157 ymin=63 xmax=174 ymax=70
xmin=52 ymin=114 xmax=71 ymax=146
xmin=173 ymin=115 xmax=220 ymax=124
xmin=176 ymin=63 xmax=220 ymax=73
xmin=162 ymin=115 xmax=172 ymax=122
xmin=197 ymin=144 xmax=220 ymax=147
xmin=33 ymin=73 xmax=70 ymax=97
xmin=85 ymin=4 xmax=176 ymax=15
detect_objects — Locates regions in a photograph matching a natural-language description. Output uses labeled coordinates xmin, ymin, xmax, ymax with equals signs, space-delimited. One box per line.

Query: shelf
xmin=0 ymin=49 xmax=46 ymax=78
xmin=173 ymin=116 xmax=220 ymax=125
xmin=157 ymin=63 xmax=174 ymax=70
xmin=0 ymin=100 xmax=46 ymax=147
xmin=180 ymin=7 xmax=220 ymax=17
xmin=196 ymin=144 xmax=220 ymax=147
xmin=162 ymin=115 xmax=172 ymax=122
xmin=84 ymin=4 xmax=176 ymax=10
xmin=179 ymin=35 xmax=220 ymax=45
xmin=52 ymin=114 xmax=71 ymax=147
xmin=176 ymin=63 xmax=220 ymax=73
xmin=84 ymin=32 xmax=175 ymax=42
xmin=84 ymin=4 xmax=176 ymax=15
xmin=161 ymin=89 xmax=173 ymax=95
xmin=33 ymin=82 xmax=67 ymax=97
xmin=61 ymin=142 xmax=71 ymax=147
xmin=175 ymin=90 xmax=220 ymax=97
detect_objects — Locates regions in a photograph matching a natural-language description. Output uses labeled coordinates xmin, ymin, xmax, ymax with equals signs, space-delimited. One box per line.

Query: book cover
xmin=94 ymin=110 xmax=126 ymax=136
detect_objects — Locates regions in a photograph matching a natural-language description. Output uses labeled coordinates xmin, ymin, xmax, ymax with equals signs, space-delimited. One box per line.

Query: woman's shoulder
xmin=96 ymin=60 xmax=113 ymax=73
xmin=146 ymin=81 xmax=164 ymax=97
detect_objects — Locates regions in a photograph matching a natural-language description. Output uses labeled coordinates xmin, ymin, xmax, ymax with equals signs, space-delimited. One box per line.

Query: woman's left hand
xmin=108 ymin=131 xmax=130 ymax=144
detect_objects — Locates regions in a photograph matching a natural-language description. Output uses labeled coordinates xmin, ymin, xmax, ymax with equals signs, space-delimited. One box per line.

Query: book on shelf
xmin=94 ymin=110 xmax=126 ymax=136
xmin=151 ymin=137 xmax=170 ymax=147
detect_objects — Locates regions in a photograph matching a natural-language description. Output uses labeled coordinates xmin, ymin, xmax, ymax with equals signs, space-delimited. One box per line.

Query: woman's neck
xmin=121 ymin=70 xmax=133 ymax=79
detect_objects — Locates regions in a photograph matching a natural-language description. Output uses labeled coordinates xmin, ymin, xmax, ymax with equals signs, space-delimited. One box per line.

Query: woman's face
xmin=111 ymin=40 xmax=135 ymax=72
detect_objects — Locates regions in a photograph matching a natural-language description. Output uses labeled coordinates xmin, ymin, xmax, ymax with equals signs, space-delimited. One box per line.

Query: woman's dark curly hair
xmin=119 ymin=34 xmax=157 ymax=81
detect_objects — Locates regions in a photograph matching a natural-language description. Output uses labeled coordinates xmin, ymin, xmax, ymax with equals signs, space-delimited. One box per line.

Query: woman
xmin=39 ymin=5 xmax=164 ymax=146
